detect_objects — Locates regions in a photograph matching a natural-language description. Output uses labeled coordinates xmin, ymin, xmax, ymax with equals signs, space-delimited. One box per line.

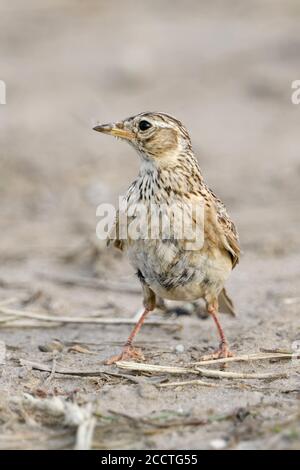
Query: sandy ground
xmin=0 ymin=0 xmax=299 ymax=449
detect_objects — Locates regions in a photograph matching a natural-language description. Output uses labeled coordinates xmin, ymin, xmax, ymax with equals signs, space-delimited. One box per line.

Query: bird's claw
xmin=105 ymin=346 xmax=145 ymax=365
xmin=200 ymin=342 xmax=234 ymax=362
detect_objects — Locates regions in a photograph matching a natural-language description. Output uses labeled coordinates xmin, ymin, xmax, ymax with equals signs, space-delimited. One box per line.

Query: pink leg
xmin=200 ymin=304 xmax=234 ymax=361
xmin=105 ymin=308 xmax=151 ymax=365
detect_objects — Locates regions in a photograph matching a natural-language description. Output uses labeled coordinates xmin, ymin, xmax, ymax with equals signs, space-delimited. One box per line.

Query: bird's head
xmin=93 ymin=112 xmax=192 ymax=167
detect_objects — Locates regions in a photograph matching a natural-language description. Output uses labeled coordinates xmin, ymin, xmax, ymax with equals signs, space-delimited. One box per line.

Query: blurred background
xmin=1 ymin=0 xmax=299 ymax=267
xmin=0 ymin=0 xmax=299 ymax=449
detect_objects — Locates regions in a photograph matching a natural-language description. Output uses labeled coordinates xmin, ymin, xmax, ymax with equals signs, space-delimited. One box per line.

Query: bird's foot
xmin=105 ymin=345 xmax=145 ymax=365
xmin=200 ymin=342 xmax=234 ymax=362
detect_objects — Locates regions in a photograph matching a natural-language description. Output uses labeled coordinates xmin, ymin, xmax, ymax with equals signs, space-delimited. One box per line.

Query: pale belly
xmin=127 ymin=239 xmax=232 ymax=301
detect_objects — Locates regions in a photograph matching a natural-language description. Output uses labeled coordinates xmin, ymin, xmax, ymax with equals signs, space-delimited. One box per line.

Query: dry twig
xmin=20 ymin=359 xmax=108 ymax=377
xmin=116 ymin=360 xmax=288 ymax=380
xmin=0 ymin=306 xmax=175 ymax=327
xmin=43 ymin=359 xmax=57 ymax=386
xmin=260 ymin=348 xmax=294 ymax=355
xmin=158 ymin=379 xmax=220 ymax=388
xmin=195 ymin=366 xmax=287 ymax=380
xmin=116 ymin=361 xmax=198 ymax=375
xmin=20 ymin=359 xmax=142 ymax=384
xmin=0 ymin=320 xmax=62 ymax=328
xmin=190 ymin=352 xmax=294 ymax=366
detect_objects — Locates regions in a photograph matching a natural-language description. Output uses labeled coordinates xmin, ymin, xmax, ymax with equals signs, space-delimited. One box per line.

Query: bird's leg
xmin=105 ymin=285 xmax=155 ymax=365
xmin=200 ymin=301 xmax=234 ymax=361
xmin=105 ymin=308 xmax=151 ymax=365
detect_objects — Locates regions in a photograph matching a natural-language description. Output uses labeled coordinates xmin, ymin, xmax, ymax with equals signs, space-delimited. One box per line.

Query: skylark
xmin=93 ymin=112 xmax=240 ymax=364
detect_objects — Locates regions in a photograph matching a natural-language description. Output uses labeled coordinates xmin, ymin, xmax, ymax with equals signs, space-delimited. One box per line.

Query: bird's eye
xmin=139 ymin=120 xmax=152 ymax=131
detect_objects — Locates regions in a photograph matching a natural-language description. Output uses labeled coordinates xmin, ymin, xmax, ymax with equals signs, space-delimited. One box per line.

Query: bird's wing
xmin=208 ymin=187 xmax=240 ymax=268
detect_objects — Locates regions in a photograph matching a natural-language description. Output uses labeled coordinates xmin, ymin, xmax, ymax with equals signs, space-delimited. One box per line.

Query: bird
xmin=93 ymin=112 xmax=240 ymax=365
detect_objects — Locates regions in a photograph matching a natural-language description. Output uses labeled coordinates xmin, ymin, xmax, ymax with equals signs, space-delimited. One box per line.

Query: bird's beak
xmin=93 ymin=122 xmax=134 ymax=141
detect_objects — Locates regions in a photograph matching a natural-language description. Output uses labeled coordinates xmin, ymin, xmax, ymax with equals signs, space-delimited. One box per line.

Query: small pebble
xmin=209 ymin=438 xmax=227 ymax=450
xmin=175 ymin=344 xmax=185 ymax=354
xmin=38 ymin=340 xmax=64 ymax=353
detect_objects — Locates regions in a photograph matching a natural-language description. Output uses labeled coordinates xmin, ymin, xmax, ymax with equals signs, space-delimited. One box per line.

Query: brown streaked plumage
xmin=93 ymin=111 xmax=240 ymax=364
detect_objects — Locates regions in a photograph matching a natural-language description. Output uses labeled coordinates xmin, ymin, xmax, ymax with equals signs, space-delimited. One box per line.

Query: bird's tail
xmin=218 ymin=288 xmax=237 ymax=317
